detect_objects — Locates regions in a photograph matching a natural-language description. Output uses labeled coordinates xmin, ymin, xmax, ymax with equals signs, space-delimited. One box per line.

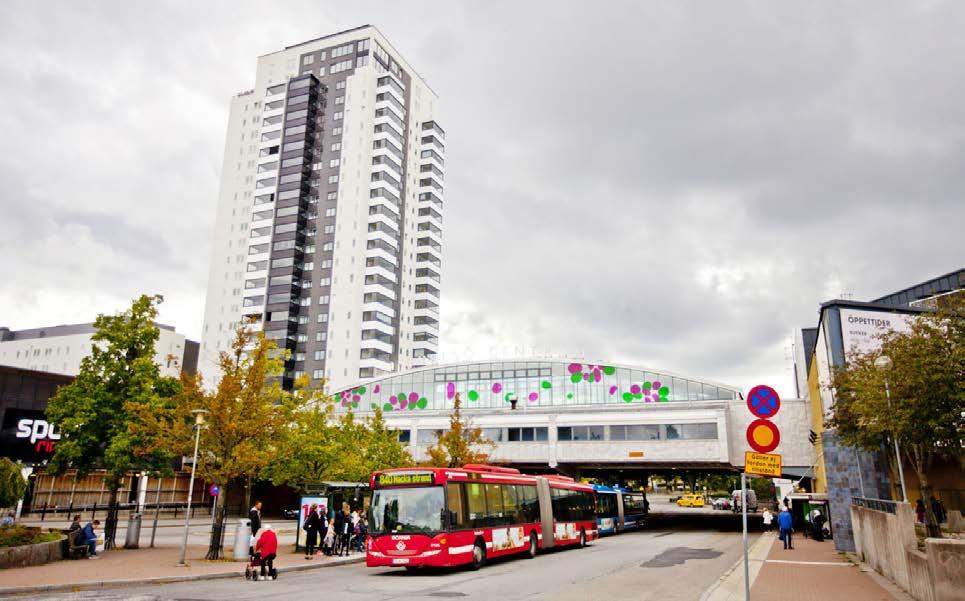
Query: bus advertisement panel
xmin=367 ymin=465 xmax=597 ymax=571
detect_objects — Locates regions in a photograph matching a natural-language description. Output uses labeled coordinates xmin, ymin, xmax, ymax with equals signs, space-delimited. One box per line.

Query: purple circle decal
xmin=389 ymin=395 xmax=398 ymax=405
xmin=568 ymin=363 xmax=582 ymax=374
xmin=352 ymin=394 xmax=360 ymax=402
xmin=528 ymin=392 xmax=538 ymax=402
xmin=399 ymin=398 xmax=408 ymax=409
xmin=583 ymin=372 xmax=591 ymax=381
xmin=652 ymin=381 xmax=661 ymax=389
xmin=492 ymin=382 xmax=503 ymax=393
xmin=609 ymin=385 xmax=618 ymax=395
xmin=409 ymin=392 xmax=419 ymax=402
xmin=374 ymin=384 xmax=381 ymax=393
xmin=630 ymin=384 xmax=641 ymax=395
xmin=446 ymin=382 xmax=455 ymax=400
xmin=593 ymin=369 xmax=601 ymax=382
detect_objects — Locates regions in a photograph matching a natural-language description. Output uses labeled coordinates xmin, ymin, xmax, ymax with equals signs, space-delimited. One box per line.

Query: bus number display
xmin=377 ymin=472 xmax=434 ymax=486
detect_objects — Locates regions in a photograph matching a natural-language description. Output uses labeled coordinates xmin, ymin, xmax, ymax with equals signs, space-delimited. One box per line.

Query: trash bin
xmin=233 ymin=518 xmax=252 ymax=560
xmin=124 ymin=513 xmax=142 ymax=549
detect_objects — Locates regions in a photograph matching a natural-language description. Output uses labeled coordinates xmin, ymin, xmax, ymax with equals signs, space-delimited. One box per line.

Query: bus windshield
xmin=371 ymin=486 xmax=445 ymax=534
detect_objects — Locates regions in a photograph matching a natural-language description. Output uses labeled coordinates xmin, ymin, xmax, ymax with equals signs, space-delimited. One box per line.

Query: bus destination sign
xmin=377 ymin=472 xmax=435 ymax=486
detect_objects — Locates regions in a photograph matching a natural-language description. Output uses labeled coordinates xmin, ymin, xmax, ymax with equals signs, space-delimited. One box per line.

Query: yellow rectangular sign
xmin=628 ymin=451 xmax=645 ymax=458
xmin=745 ymin=451 xmax=782 ymax=477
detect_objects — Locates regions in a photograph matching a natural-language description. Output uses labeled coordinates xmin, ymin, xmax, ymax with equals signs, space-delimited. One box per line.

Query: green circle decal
xmin=570 ymin=373 xmax=582 ymax=383
xmin=643 ymin=381 xmax=652 ymax=390
xmin=566 ymin=393 xmax=573 ymax=399
xmin=659 ymin=386 xmax=669 ymax=397
xmin=541 ymin=380 xmax=552 ymax=389
xmin=622 ymin=392 xmax=633 ymax=403
xmin=603 ymin=366 xmax=616 ymax=375
xmin=468 ymin=390 xmax=479 ymax=401
xmin=383 ymin=403 xmax=393 ymax=412
xmin=358 ymin=386 xmax=366 ymax=394
xmin=370 ymin=403 xmax=378 ymax=411
xmin=417 ymin=397 xmax=428 ymax=409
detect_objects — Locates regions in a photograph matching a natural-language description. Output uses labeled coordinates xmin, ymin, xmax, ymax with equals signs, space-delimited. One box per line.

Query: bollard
xmin=124 ymin=513 xmax=143 ymax=549
xmin=91 ymin=503 xmax=97 ymax=521
xmin=232 ymin=518 xmax=252 ymax=560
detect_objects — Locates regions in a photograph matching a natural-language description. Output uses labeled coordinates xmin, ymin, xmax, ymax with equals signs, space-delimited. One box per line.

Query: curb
xmin=698 ymin=531 xmax=775 ymax=601
xmin=0 ymin=555 xmax=365 ymax=597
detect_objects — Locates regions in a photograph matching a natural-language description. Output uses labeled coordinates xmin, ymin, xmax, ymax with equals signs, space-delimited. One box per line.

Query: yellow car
xmin=677 ymin=494 xmax=705 ymax=508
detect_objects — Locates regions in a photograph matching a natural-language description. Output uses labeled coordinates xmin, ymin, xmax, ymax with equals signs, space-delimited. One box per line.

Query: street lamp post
xmin=874 ymin=355 xmax=907 ymax=503
xmin=178 ymin=409 xmax=209 ymax=566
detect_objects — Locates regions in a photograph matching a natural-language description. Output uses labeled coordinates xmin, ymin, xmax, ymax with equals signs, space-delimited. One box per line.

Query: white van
xmin=732 ymin=489 xmax=758 ymax=512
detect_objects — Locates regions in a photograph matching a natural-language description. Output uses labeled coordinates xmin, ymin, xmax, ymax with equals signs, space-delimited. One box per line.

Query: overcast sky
xmin=1 ymin=1 xmax=963 ymax=397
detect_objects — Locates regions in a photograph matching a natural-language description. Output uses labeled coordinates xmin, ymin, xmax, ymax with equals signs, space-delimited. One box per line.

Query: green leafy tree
xmin=136 ymin=320 xmax=304 ymax=559
xmin=264 ymin=403 xmax=412 ymax=488
xmin=424 ymin=393 xmax=494 ymax=468
xmin=45 ymin=294 xmax=180 ymax=547
xmin=828 ymin=297 xmax=964 ymax=537
xmin=0 ymin=459 xmax=27 ymax=509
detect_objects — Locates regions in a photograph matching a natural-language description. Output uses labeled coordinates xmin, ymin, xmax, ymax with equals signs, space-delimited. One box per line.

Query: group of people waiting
xmin=761 ymin=501 xmax=827 ymax=550
xmin=302 ymin=501 xmax=367 ymax=559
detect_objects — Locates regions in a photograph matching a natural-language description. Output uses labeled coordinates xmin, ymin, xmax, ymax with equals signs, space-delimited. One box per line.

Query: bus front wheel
xmin=471 ymin=541 xmax=486 ymax=570
xmin=526 ymin=532 xmax=538 ymax=558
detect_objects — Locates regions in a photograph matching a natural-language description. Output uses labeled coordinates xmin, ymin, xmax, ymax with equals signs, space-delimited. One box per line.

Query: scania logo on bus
xmin=396 ymin=541 xmax=406 ymax=551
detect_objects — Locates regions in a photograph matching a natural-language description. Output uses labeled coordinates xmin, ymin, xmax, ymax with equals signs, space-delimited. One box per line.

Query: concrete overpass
xmin=335 ymin=359 xmax=816 ymax=476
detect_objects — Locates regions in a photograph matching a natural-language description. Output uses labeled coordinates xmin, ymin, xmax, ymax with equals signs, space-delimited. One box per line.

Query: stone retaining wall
xmin=0 ymin=537 xmax=65 ymax=569
xmin=852 ymin=502 xmax=965 ymax=601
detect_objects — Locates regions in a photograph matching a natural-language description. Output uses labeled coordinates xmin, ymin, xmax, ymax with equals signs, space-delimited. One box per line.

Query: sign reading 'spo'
xmin=1 ymin=409 xmax=62 ymax=462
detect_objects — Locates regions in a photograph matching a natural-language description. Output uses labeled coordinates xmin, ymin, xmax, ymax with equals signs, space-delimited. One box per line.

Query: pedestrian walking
xmin=255 ymin=524 xmax=278 ymax=580
xmin=811 ymin=509 xmax=825 ymax=542
xmin=249 ymin=500 xmax=263 ymax=537
xmin=762 ymin=508 xmax=774 ymax=531
xmin=82 ymin=519 xmax=101 ymax=558
xmin=304 ymin=503 xmax=321 ymax=559
xmin=930 ymin=496 xmax=946 ymax=524
xmin=777 ymin=507 xmax=794 ymax=550
xmin=915 ymin=499 xmax=926 ymax=524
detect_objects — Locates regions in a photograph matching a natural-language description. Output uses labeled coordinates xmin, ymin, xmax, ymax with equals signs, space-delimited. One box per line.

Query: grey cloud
xmin=1 ymin=0 xmax=963 ymax=396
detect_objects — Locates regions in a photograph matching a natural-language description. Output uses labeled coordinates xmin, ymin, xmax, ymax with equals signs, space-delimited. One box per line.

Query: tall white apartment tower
xmin=201 ymin=25 xmax=444 ymax=391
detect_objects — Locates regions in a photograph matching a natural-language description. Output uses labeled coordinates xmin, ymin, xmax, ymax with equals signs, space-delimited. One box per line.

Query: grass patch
xmin=0 ymin=524 xmax=63 ymax=548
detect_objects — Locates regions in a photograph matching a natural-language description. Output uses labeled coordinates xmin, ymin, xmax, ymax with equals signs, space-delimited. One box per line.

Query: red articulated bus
xmin=367 ymin=464 xmax=597 ymax=571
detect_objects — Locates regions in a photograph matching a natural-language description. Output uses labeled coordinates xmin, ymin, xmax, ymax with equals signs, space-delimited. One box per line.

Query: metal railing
xmin=852 ymin=496 xmax=897 ymax=514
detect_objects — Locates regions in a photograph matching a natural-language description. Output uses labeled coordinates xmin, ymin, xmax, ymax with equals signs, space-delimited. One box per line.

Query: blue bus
xmin=593 ymin=484 xmax=649 ymax=534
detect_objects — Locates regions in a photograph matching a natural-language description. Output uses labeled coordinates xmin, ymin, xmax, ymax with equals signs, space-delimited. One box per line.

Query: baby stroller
xmin=244 ymin=547 xmax=277 ymax=581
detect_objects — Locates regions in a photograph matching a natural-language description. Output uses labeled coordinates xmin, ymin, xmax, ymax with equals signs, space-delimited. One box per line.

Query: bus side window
xmin=466 ymin=482 xmax=488 ymax=528
xmin=520 ymin=485 xmax=539 ymax=523
xmin=447 ymin=482 xmax=467 ymax=530
xmin=502 ymin=485 xmax=520 ymax=524
xmin=485 ymin=483 xmax=508 ymax=527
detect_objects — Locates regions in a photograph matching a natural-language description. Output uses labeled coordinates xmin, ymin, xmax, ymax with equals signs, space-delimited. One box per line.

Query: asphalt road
xmin=30 ymin=514 xmax=759 ymax=601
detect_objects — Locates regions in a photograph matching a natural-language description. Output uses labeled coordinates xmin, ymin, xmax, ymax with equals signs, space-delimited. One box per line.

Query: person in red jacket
xmin=254 ymin=524 xmax=278 ymax=580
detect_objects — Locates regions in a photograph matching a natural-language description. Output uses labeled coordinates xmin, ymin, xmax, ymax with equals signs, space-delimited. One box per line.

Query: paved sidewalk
xmin=702 ymin=530 xmax=774 ymax=601
xmin=0 ymin=544 xmax=362 ymax=596
xmin=751 ymin=535 xmax=902 ymax=600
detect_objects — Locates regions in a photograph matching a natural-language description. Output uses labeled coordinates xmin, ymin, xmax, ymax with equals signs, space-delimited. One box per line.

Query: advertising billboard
xmin=0 ymin=409 xmax=61 ymax=463
xmin=839 ymin=308 xmax=917 ymax=359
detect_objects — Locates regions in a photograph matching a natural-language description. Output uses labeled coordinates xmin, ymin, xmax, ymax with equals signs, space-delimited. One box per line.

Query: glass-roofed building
xmin=329 ymin=358 xmax=814 ymax=476
xmin=334 ymin=359 xmax=741 ymax=413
